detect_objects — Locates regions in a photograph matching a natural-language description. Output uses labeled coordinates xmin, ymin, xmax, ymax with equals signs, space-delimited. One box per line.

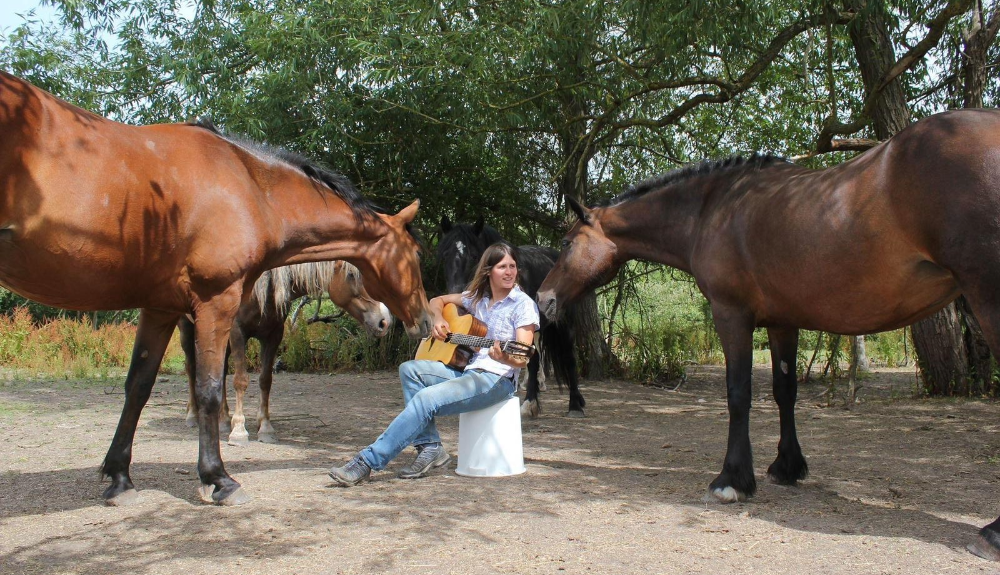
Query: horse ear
xmin=396 ymin=199 xmax=420 ymax=224
xmin=473 ymin=215 xmax=485 ymax=235
xmin=441 ymin=215 xmax=452 ymax=232
xmin=565 ymin=195 xmax=591 ymax=224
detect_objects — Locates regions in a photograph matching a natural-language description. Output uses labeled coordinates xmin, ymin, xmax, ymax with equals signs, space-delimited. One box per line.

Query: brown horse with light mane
xmin=536 ymin=109 xmax=1000 ymax=559
xmin=181 ymin=260 xmax=392 ymax=445
xmin=0 ymin=72 xmax=431 ymax=506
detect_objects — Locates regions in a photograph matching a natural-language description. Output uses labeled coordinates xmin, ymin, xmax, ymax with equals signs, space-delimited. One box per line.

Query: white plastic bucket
xmin=455 ymin=396 xmax=525 ymax=477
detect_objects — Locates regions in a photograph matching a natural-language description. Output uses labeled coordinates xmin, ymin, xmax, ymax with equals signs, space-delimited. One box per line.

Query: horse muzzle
xmin=536 ymin=290 xmax=561 ymax=322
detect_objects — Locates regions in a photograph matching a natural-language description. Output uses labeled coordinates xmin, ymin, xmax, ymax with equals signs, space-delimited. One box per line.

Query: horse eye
xmin=561 ymin=239 xmax=571 ymax=248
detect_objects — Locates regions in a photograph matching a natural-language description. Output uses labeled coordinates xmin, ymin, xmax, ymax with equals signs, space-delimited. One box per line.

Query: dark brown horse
xmin=0 ymin=72 xmax=432 ymax=506
xmin=181 ymin=260 xmax=392 ymax=445
xmin=537 ymin=109 xmax=1000 ymax=559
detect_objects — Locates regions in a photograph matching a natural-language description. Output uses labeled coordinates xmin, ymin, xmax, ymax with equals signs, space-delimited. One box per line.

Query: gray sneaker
xmin=328 ymin=455 xmax=372 ymax=486
xmin=398 ymin=444 xmax=451 ymax=479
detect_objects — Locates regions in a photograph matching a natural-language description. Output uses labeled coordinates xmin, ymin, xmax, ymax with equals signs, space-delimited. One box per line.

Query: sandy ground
xmin=1 ymin=365 xmax=1000 ymax=575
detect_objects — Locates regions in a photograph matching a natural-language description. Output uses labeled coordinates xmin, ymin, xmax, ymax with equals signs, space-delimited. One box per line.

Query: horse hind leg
xmin=227 ymin=326 xmax=251 ymax=446
xmin=255 ymin=327 xmax=284 ymax=444
xmin=520 ymin=352 xmax=542 ymax=418
xmin=544 ymin=322 xmax=584 ymax=417
xmin=764 ymin=326 xmax=808 ymax=485
xmin=178 ymin=317 xmax=198 ymax=428
xmin=101 ymin=309 xmax=179 ymax=505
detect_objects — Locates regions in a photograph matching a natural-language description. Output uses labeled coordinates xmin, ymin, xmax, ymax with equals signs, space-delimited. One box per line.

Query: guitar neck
xmin=446 ymin=333 xmax=502 ymax=350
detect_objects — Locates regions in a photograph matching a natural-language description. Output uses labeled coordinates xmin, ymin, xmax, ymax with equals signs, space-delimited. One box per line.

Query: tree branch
xmin=815 ymin=0 xmax=972 ymax=151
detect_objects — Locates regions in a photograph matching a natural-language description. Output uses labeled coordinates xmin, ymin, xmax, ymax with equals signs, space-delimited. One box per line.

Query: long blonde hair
xmin=464 ymin=242 xmax=520 ymax=305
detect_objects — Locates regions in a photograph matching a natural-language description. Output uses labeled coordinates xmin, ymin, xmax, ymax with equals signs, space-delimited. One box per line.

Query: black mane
xmin=600 ymin=154 xmax=787 ymax=207
xmin=190 ymin=117 xmax=377 ymax=218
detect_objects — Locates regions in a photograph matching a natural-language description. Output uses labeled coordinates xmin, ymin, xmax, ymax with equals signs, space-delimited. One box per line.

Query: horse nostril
xmin=379 ymin=319 xmax=388 ymax=330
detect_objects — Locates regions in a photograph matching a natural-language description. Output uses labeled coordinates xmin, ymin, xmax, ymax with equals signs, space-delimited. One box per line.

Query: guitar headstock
xmin=501 ymin=341 xmax=536 ymax=358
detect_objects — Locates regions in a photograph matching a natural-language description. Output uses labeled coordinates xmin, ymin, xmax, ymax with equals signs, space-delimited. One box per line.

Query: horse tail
xmin=540 ymin=313 xmax=579 ymax=393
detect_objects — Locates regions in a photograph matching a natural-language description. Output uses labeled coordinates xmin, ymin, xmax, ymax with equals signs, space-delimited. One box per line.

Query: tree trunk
xmin=556 ymin=88 xmax=612 ymax=379
xmin=912 ymin=303 xmax=969 ymax=395
xmin=950 ymin=2 xmax=1000 ymax=395
xmin=851 ymin=336 xmax=869 ymax=372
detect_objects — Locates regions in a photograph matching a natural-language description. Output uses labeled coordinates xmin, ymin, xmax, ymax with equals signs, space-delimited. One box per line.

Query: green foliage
xmin=0 ymin=307 xmax=185 ymax=379
xmin=0 ymin=0 xmax=990 ymax=383
xmin=279 ymin=312 xmax=415 ymax=373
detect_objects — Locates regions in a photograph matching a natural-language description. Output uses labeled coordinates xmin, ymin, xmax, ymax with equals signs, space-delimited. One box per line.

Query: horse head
xmin=355 ymin=200 xmax=432 ymax=338
xmin=438 ymin=215 xmax=503 ymax=293
xmin=537 ymin=196 xmax=620 ymax=321
xmin=328 ymin=261 xmax=393 ymax=337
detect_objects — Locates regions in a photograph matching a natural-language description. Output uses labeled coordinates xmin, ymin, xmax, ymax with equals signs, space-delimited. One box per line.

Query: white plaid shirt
xmin=461 ymin=285 xmax=540 ymax=379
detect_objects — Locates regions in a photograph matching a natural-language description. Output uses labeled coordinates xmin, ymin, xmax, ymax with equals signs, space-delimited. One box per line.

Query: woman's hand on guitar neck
xmin=431 ymin=317 xmax=450 ymax=341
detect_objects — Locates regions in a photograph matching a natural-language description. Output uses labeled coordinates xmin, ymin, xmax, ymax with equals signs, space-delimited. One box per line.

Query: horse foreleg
xmin=551 ymin=324 xmax=585 ymax=418
xmin=708 ymin=307 xmax=756 ymax=503
xmin=765 ymin=326 xmax=808 ymax=485
xmin=101 ymin=309 xmax=179 ymax=505
xmin=179 ymin=317 xmax=198 ymax=428
xmin=192 ymin=292 xmax=249 ymax=505
xmin=256 ymin=326 xmax=284 ymax=443
xmin=227 ymin=326 xmax=250 ymax=446
xmin=520 ymin=352 xmax=541 ymax=418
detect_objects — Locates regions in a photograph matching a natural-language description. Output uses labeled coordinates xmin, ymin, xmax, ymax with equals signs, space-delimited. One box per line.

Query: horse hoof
xmin=217 ymin=486 xmax=251 ymax=506
xmin=257 ymin=432 xmax=278 ymax=444
xmin=520 ymin=400 xmax=540 ymax=419
xmin=968 ymin=536 xmax=1000 ymax=561
xmin=105 ymin=488 xmax=139 ymax=507
xmin=197 ymin=484 xmax=215 ymax=503
xmin=710 ymin=486 xmax=745 ymax=503
xmin=227 ymin=432 xmax=250 ymax=446
xmin=566 ymin=409 xmax=586 ymax=418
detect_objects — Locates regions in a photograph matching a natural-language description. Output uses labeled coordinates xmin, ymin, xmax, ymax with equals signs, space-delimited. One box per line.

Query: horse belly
xmin=759 ymin=259 xmax=960 ymax=335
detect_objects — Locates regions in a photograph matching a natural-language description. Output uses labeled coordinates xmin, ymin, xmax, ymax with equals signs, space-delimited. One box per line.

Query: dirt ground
xmin=1 ymin=365 xmax=999 ymax=575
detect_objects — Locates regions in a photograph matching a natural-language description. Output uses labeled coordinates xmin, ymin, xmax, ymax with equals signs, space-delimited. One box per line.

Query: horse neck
xmin=260 ymin=175 xmax=386 ymax=269
xmin=601 ymin=186 xmax=703 ymax=273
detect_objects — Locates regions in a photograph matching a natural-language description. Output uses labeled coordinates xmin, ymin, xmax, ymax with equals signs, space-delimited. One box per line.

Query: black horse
xmin=438 ymin=216 xmax=584 ymax=417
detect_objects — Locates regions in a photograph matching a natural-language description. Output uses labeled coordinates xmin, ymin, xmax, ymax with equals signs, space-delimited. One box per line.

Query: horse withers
xmin=536 ymin=109 xmax=1000 ymax=558
xmin=0 ymin=72 xmax=431 ymax=506
xmin=181 ymin=260 xmax=392 ymax=445
xmin=438 ymin=216 xmax=584 ymax=417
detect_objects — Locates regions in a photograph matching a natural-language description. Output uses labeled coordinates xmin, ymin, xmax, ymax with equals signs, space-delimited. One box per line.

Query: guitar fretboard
xmin=446 ymin=333 xmax=499 ymax=349
xmin=446 ymin=333 xmax=529 ymax=355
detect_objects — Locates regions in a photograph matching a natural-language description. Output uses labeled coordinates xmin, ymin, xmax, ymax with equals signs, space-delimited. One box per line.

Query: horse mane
xmin=252 ymin=261 xmax=339 ymax=315
xmin=189 ymin=118 xmax=377 ymax=218
xmin=601 ymin=154 xmax=787 ymax=207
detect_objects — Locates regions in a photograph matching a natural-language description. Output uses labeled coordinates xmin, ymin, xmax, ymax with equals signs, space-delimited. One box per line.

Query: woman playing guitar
xmin=329 ymin=242 xmax=539 ymax=485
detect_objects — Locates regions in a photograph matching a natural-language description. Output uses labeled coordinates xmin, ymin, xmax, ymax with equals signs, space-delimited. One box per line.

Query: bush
xmin=0 ymin=308 xmax=185 ymax=379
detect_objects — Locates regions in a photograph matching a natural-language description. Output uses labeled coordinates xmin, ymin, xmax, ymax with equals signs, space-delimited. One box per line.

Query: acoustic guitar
xmin=414 ymin=303 xmax=535 ymax=369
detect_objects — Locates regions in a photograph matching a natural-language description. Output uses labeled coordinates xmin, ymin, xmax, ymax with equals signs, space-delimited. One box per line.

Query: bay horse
xmin=0 ymin=72 xmax=432 ymax=506
xmin=180 ymin=260 xmax=392 ymax=445
xmin=536 ymin=109 xmax=1000 ymax=559
xmin=438 ymin=216 xmax=584 ymax=417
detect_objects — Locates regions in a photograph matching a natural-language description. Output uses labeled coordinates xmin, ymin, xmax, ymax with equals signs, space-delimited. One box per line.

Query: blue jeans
xmin=359 ymin=360 xmax=516 ymax=470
